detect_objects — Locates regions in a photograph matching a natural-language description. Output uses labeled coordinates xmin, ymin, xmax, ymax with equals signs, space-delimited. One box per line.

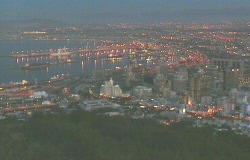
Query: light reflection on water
xmin=0 ymin=40 xmax=136 ymax=83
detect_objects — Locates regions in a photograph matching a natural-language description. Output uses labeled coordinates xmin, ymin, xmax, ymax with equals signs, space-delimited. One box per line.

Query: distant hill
xmin=0 ymin=19 xmax=67 ymax=32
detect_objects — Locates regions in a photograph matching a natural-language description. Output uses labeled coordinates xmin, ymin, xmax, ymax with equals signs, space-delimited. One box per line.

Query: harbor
xmin=0 ymin=40 xmax=139 ymax=83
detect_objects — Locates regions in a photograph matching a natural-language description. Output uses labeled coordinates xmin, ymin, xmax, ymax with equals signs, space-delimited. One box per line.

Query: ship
xmin=57 ymin=58 xmax=75 ymax=64
xmin=50 ymin=47 xmax=73 ymax=57
xmin=21 ymin=62 xmax=50 ymax=70
xmin=11 ymin=47 xmax=74 ymax=58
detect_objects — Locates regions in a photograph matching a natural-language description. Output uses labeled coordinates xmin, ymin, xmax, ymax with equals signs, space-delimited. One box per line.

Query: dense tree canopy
xmin=0 ymin=111 xmax=249 ymax=160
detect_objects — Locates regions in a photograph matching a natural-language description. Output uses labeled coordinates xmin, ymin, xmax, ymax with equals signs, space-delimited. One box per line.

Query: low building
xmin=217 ymin=97 xmax=235 ymax=115
xmin=242 ymin=103 xmax=250 ymax=115
xmin=30 ymin=91 xmax=48 ymax=99
xmin=133 ymin=86 xmax=152 ymax=99
xmin=201 ymin=96 xmax=213 ymax=105
xmin=79 ymin=99 xmax=120 ymax=111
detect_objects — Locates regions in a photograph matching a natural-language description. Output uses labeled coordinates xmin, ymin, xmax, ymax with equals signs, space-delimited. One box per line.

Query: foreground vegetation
xmin=0 ymin=111 xmax=249 ymax=160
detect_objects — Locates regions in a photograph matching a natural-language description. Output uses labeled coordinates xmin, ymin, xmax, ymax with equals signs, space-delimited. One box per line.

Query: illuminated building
xmin=189 ymin=75 xmax=202 ymax=102
xmin=30 ymin=91 xmax=48 ymax=99
xmin=23 ymin=31 xmax=47 ymax=34
xmin=188 ymin=69 xmax=212 ymax=103
xmin=63 ymin=88 xmax=71 ymax=94
xmin=211 ymin=57 xmax=244 ymax=72
xmin=100 ymin=78 xmax=123 ymax=98
xmin=240 ymin=76 xmax=250 ymax=85
xmin=216 ymin=97 xmax=235 ymax=116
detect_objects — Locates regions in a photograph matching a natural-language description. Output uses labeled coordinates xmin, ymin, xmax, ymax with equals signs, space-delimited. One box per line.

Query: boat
xmin=21 ymin=62 xmax=50 ymax=70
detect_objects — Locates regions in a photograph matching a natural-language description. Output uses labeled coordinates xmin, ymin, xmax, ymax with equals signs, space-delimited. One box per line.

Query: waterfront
xmin=0 ymin=40 xmax=133 ymax=83
xmin=2 ymin=0 xmax=250 ymax=159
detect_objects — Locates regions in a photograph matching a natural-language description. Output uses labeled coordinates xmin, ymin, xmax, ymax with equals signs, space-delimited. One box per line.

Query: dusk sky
xmin=1 ymin=0 xmax=250 ymax=23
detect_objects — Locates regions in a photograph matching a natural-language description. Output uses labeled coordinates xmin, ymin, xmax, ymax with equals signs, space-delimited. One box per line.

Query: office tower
xmin=223 ymin=68 xmax=241 ymax=91
xmin=126 ymin=68 xmax=136 ymax=87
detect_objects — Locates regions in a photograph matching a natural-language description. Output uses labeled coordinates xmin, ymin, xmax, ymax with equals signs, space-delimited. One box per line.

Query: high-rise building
xmin=189 ymin=75 xmax=202 ymax=102
xmin=223 ymin=68 xmax=241 ymax=91
xmin=229 ymin=88 xmax=240 ymax=104
xmin=172 ymin=68 xmax=188 ymax=94
xmin=126 ymin=68 xmax=136 ymax=87
xmin=153 ymin=73 xmax=168 ymax=94
xmin=100 ymin=78 xmax=123 ymax=98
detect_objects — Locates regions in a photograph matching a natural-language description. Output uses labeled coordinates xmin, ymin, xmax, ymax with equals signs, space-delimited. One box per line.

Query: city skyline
xmin=0 ymin=1 xmax=250 ymax=159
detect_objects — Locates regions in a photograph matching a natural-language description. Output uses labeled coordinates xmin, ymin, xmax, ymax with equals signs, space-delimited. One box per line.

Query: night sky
xmin=1 ymin=0 xmax=250 ymax=23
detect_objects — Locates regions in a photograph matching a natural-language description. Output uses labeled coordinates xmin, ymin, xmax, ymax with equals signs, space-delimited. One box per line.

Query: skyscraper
xmin=100 ymin=78 xmax=123 ymax=98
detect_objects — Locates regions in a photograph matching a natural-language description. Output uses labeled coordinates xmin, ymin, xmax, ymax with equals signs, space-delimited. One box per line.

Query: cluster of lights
xmin=240 ymin=77 xmax=250 ymax=85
